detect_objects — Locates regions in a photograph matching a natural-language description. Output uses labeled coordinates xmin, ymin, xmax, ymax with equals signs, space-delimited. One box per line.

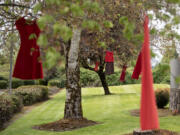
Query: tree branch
xmin=0 ymin=3 xmax=31 ymax=9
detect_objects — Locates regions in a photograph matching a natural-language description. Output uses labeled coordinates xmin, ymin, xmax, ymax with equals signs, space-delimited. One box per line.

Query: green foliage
xmin=53 ymin=23 xmax=72 ymax=41
xmin=48 ymin=79 xmax=65 ymax=88
xmin=103 ymin=21 xmax=114 ymax=28
xmin=155 ymin=88 xmax=170 ymax=108
xmin=82 ymin=1 xmax=102 ymax=13
xmin=11 ymin=95 xmax=23 ymax=113
xmin=23 ymin=80 xmax=36 ymax=85
xmin=37 ymin=15 xmax=55 ymax=30
xmin=70 ymin=3 xmax=84 ymax=17
xmin=153 ymin=63 xmax=170 ymax=84
xmin=0 ymin=80 xmax=8 ymax=89
xmin=37 ymin=34 xmax=48 ymax=46
xmin=82 ymin=20 xmax=101 ymax=31
xmin=119 ymin=16 xmax=135 ymax=41
xmin=29 ymin=33 xmax=37 ymax=40
xmin=14 ymin=85 xmax=49 ymax=106
xmin=0 ymin=93 xmax=23 ymax=129
xmin=44 ymin=47 xmax=61 ymax=69
xmin=12 ymin=79 xmax=24 ymax=89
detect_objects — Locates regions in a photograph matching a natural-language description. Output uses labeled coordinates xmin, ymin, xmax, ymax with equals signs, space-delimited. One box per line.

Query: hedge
xmin=0 ymin=80 xmax=8 ymax=89
xmin=155 ymin=88 xmax=170 ymax=108
xmin=0 ymin=93 xmax=23 ymax=129
xmin=13 ymin=85 xmax=49 ymax=106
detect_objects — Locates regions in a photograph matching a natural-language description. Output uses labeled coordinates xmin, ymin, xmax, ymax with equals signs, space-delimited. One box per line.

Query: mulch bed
xmin=129 ymin=108 xmax=177 ymax=117
xmin=33 ymin=118 xmax=99 ymax=132
xmin=125 ymin=129 xmax=180 ymax=135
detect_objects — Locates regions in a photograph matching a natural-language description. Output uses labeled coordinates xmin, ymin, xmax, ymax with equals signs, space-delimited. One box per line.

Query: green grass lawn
xmin=1 ymin=84 xmax=180 ymax=135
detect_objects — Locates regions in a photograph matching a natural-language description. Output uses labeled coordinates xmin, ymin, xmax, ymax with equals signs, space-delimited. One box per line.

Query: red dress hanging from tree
xmin=13 ymin=17 xmax=43 ymax=80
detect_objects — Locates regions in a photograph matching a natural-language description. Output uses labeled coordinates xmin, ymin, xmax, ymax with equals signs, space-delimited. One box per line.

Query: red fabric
xmin=131 ymin=52 xmax=142 ymax=80
xmin=120 ymin=65 xmax=127 ymax=82
xmin=105 ymin=51 xmax=114 ymax=62
xmin=13 ymin=17 xmax=43 ymax=80
xmin=140 ymin=15 xmax=159 ymax=131
xmin=94 ymin=62 xmax=99 ymax=71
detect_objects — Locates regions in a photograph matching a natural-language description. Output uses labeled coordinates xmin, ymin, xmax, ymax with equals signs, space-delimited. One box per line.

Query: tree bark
xmin=170 ymin=59 xmax=180 ymax=113
xmin=98 ymin=69 xmax=111 ymax=95
xmin=64 ymin=27 xmax=83 ymax=119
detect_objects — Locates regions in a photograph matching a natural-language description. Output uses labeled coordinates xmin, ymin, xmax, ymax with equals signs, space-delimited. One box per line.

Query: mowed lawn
xmin=1 ymin=84 xmax=180 ymax=135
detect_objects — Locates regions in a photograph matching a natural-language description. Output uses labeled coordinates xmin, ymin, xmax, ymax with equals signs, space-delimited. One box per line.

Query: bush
xmin=48 ymin=78 xmax=66 ymax=88
xmin=12 ymin=79 xmax=24 ymax=89
xmin=0 ymin=76 xmax=7 ymax=81
xmin=0 ymin=80 xmax=8 ymax=89
xmin=153 ymin=63 xmax=170 ymax=84
xmin=155 ymin=88 xmax=170 ymax=108
xmin=23 ymin=80 xmax=35 ymax=85
xmin=38 ymin=79 xmax=48 ymax=86
xmin=14 ymin=85 xmax=49 ymax=106
xmin=11 ymin=95 xmax=23 ymax=113
xmin=0 ymin=93 xmax=23 ymax=129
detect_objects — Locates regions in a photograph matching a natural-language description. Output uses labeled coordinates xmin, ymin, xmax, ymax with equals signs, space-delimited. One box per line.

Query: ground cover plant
xmin=1 ymin=84 xmax=180 ymax=135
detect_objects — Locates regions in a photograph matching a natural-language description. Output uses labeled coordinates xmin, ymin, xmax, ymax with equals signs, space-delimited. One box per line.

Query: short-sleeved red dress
xmin=13 ymin=17 xmax=43 ymax=80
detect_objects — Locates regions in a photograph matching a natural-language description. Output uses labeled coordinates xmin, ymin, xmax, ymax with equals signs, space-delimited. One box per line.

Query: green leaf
xmin=123 ymin=22 xmax=135 ymax=41
xmin=82 ymin=20 xmax=101 ymax=31
xmin=37 ymin=15 xmax=54 ymax=30
xmin=53 ymin=23 xmax=72 ymax=42
xmin=37 ymin=34 xmax=48 ymax=46
xmin=119 ymin=16 xmax=128 ymax=25
xmin=33 ymin=3 xmax=42 ymax=14
xmin=45 ymin=48 xmax=60 ymax=69
xmin=70 ymin=4 xmax=84 ymax=17
xmin=98 ymin=42 xmax=106 ymax=49
xmin=103 ymin=21 xmax=114 ymax=28
xmin=29 ymin=33 xmax=37 ymax=40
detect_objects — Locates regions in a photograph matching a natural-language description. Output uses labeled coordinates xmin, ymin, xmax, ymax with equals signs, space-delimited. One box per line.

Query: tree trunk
xmin=98 ymin=70 xmax=111 ymax=95
xmin=170 ymin=59 xmax=180 ymax=113
xmin=64 ymin=27 xmax=83 ymax=119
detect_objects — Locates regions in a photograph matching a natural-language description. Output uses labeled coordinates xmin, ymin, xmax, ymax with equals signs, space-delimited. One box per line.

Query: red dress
xmin=13 ymin=17 xmax=43 ymax=80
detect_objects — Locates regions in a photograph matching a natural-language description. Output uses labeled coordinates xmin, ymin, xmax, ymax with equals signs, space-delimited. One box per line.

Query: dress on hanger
xmin=13 ymin=17 xmax=43 ymax=80
xmin=131 ymin=51 xmax=142 ymax=80
xmin=120 ymin=65 xmax=127 ymax=82
xmin=105 ymin=51 xmax=114 ymax=75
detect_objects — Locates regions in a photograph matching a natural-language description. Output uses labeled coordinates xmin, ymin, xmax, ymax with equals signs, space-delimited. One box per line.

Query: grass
xmin=1 ymin=84 xmax=180 ymax=135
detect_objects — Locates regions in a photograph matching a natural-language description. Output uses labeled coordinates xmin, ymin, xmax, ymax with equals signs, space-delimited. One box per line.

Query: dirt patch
xmin=125 ymin=129 xmax=180 ymax=135
xmin=129 ymin=109 xmax=175 ymax=117
xmin=33 ymin=118 xmax=100 ymax=132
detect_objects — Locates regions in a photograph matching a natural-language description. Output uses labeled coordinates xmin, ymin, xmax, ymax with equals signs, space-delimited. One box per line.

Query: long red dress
xmin=13 ymin=17 xmax=43 ymax=80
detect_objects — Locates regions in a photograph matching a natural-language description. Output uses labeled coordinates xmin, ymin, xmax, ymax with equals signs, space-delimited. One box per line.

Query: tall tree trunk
xmin=98 ymin=69 xmax=111 ymax=95
xmin=64 ymin=27 xmax=83 ymax=119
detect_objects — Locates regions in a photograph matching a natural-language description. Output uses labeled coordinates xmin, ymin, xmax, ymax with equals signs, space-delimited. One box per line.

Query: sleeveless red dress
xmin=13 ymin=17 xmax=43 ymax=80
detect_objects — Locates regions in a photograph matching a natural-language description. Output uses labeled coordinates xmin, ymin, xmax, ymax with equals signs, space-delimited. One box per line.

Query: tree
xmin=0 ymin=0 xmax=180 ymax=124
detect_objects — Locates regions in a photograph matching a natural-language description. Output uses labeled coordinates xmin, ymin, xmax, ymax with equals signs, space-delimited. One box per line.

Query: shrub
xmin=12 ymin=79 xmax=24 ymax=89
xmin=153 ymin=63 xmax=170 ymax=84
xmin=38 ymin=79 xmax=48 ymax=86
xmin=0 ymin=76 xmax=7 ymax=81
xmin=23 ymin=80 xmax=35 ymax=85
xmin=48 ymin=79 xmax=60 ymax=88
xmin=155 ymin=88 xmax=170 ymax=108
xmin=14 ymin=85 xmax=49 ymax=106
xmin=48 ymin=79 xmax=66 ymax=88
xmin=0 ymin=80 xmax=8 ymax=89
xmin=0 ymin=93 xmax=23 ymax=129
xmin=11 ymin=95 xmax=23 ymax=113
